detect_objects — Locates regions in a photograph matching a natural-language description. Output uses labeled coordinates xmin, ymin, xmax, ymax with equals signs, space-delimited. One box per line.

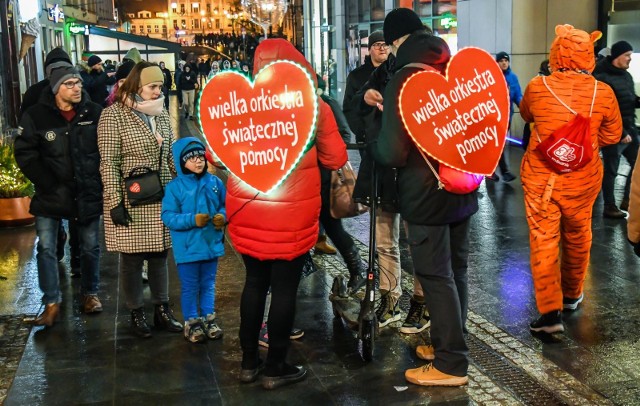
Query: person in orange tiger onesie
xmin=520 ymin=24 xmax=622 ymax=334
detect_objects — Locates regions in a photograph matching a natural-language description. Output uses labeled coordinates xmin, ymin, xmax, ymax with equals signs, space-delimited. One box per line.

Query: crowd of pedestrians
xmin=9 ymin=6 xmax=639 ymax=393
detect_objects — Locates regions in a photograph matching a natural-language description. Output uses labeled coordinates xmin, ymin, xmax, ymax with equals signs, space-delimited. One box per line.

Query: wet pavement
xmin=1 ymin=96 xmax=640 ymax=405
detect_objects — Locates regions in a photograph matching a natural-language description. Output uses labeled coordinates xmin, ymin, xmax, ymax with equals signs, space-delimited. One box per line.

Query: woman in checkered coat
xmin=97 ymin=62 xmax=182 ymax=338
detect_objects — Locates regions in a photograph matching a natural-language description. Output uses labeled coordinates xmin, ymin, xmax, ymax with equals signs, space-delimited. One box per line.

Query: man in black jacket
xmin=15 ymin=65 xmax=104 ymax=327
xmin=593 ymin=40 xmax=640 ymax=218
xmin=81 ymin=54 xmax=116 ymax=106
xmin=349 ymin=31 xmax=430 ymax=334
xmin=159 ymin=61 xmax=173 ymax=110
xmin=373 ymin=8 xmax=477 ymax=387
xmin=20 ymin=47 xmax=81 ymax=273
xmin=343 ymin=30 xmax=389 ymax=143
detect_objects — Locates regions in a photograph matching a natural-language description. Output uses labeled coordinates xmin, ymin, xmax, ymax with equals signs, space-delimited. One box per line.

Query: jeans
xmin=36 ymin=216 xmax=100 ymax=304
xmin=120 ymin=251 xmax=169 ymax=309
xmin=177 ymin=259 xmax=219 ymax=320
xmin=601 ymin=141 xmax=638 ymax=206
xmin=406 ymin=218 xmax=471 ymax=376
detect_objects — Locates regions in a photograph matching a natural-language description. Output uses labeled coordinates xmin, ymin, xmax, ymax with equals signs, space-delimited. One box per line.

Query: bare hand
xmin=621 ymin=135 xmax=632 ymax=144
xmin=364 ymin=89 xmax=383 ymax=107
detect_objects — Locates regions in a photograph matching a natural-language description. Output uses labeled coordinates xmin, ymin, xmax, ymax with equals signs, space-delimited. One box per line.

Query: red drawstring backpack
xmin=535 ymin=77 xmax=597 ymax=173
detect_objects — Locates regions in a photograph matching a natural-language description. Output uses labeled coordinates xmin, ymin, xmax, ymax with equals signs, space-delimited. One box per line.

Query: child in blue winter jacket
xmin=162 ymin=137 xmax=226 ymax=343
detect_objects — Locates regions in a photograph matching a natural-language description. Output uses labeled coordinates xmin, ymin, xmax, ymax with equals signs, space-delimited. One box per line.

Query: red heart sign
xmin=399 ymin=47 xmax=510 ymax=175
xmin=198 ymin=61 xmax=318 ymax=193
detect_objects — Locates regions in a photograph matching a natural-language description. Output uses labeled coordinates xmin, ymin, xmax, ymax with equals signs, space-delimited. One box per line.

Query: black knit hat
xmin=115 ymin=60 xmax=136 ymax=81
xmin=610 ymin=40 xmax=633 ymax=60
xmin=44 ymin=47 xmax=72 ymax=78
xmin=180 ymin=142 xmax=206 ymax=173
xmin=496 ymin=51 xmax=510 ymax=62
xmin=383 ymin=8 xmax=424 ymax=45
xmin=87 ymin=54 xmax=102 ymax=67
xmin=368 ymin=30 xmax=385 ymax=48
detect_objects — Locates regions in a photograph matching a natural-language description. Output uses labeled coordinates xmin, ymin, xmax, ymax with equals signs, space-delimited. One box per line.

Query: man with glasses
xmin=15 ymin=65 xmax=104 ymax=327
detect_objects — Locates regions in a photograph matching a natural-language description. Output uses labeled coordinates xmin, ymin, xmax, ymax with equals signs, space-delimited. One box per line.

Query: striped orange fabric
xmin=518 ymin=24 xmax=623 ymax=315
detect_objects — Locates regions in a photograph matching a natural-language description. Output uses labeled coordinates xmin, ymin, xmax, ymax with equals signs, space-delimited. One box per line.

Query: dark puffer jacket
xmin=372 ymin=31 xmax=478 ymax=226
xmin=593 ymin=57 xmax=640 ymax=139
xmin=15 ymin=88 xmax=103 ymax=223
xmin=351 ymin=55 xmax=399 ymax=212
xmin=343 ymin=55 xmax=376 ymax=141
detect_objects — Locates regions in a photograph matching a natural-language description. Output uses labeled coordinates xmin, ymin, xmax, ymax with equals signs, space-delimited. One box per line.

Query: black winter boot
xmin=131 ymin=307 xmax=152 ymax=338
xmin=154 ymin=303 xmax=183 ymax=332
xmin=343 ymin=246 xmax=366 ymax=294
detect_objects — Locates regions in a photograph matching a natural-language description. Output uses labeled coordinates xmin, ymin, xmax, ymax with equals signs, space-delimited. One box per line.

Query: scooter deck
xmin=329 ymin=275 xmax=365 ymax=330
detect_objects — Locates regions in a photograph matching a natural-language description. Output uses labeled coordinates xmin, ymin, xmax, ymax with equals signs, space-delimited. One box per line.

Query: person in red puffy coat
xmin=226 ymin=39 xmax=347 ymax=389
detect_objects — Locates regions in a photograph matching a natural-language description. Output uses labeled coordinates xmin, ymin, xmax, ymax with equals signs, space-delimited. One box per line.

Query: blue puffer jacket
xmin=162 ymin=137 xmax=226 ymax=264
xmin=503 ymin=67 xmax=523 ymax=120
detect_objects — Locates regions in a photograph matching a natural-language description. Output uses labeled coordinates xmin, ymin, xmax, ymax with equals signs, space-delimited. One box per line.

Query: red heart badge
xmin=199 ymin=61 xmax=318 ymax=193
xmin=399 ymin=47 xmax=510 ymax=175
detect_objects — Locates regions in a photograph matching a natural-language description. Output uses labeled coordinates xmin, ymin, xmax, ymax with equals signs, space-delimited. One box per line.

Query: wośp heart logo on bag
xmin=399 ymin=47 xmax=510 ymax=176
xmin=198 ymin=61 xmax=318 ymax=194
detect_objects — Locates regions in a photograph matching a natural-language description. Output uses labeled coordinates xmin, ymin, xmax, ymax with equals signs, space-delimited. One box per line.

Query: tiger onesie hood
xmin=548 ymin=24 xmax=601 ymax=74
xmin=519 ymin=25 xmax=623 ymax=319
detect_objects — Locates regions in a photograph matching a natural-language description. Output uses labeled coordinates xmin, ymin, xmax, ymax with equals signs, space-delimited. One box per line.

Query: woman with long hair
xmin=98 ymin=61 xmax=182 ymax=338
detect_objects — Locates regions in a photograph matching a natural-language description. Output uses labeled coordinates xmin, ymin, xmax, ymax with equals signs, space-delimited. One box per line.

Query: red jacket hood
xmin=253 ymin=39 xmax=318 ymax=87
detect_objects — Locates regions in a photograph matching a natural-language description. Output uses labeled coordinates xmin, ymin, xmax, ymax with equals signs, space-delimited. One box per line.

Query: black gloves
xmin=110 ymin=201 xmax=132 ymax=226
xmin=635 ymin=243 xmax=640 ymax=258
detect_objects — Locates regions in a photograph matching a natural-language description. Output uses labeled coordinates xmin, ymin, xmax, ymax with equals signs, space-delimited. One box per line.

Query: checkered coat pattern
xmin=97 ymin=102 xmax=175 ymax=253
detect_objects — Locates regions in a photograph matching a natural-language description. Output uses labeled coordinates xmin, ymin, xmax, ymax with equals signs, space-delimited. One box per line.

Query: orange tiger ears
xmin=550 ymin=24 xmax=598 ymax=73
xmin=555 ymin=24 xmax=573 ymax=36
xmin=553 ymin=24 xmax=601 ymax=43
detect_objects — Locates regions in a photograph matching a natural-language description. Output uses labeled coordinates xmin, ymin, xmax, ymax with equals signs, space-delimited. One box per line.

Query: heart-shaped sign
xmin=198 ymin=61 xmax=318 ymax=194
xmin=399 ymin=47 xmax=510 ymax=175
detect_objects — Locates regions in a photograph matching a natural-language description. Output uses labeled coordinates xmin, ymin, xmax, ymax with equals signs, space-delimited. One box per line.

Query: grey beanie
xmin=50 ymin=66 xmax=83 ymax=94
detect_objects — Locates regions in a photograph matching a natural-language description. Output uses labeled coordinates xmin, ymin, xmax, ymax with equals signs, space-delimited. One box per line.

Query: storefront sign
xmin=199 ymin=61 xmax=318 ymax=193
xmin=399 ymin=47 xmax=509 ymax=175
xmin=47 ymin=4 xmax=65 ymax=23
xmin=69 ymin=24 xmax=88 ymax=35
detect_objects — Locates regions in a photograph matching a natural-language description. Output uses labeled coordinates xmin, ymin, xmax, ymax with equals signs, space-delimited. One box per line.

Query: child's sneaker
xmin=400 ymin=297 xmax=430 ymax=334
xmin=375 ymin=290 xmax=401 ymax=328
xmin=184 ymin=318 xmax=206 ymax=343
xmin=204 ymin=313 xmax=223 ymax=340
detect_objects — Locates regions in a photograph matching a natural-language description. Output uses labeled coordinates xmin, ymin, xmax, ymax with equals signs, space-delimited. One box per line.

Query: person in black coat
xmin=350 ymin=33 xmax=430 ymax=333
xmin=593 ymin=40 xmax=640 ymax=218
xmin=15 ymin=65 xmax=104 ymax=327
xmin=20 ymin=47 xmax=81 ymax=273
xmin=316 ymin=76 xmax=366 ymax=293
xmin=159 ymin=61 xmax=173 ymax=110
xmin=81 ymin=55 xmax=116 ymax=106
xmin=180 ymin=65 xmax=198 ymax=119
xmin=372 ymin=8 xmax=477 ymax=387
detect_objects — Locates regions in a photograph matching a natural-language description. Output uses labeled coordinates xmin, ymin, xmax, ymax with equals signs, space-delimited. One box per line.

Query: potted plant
xmin=0 ymin=136 xmax=35 ymax=227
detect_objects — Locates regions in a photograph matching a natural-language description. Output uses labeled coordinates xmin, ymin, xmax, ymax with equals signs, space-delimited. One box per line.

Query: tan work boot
xmin=314 ymin=234 xmax=337 ymax=255
xmin=405 ymin=363 xmax=468 ymax=387
xmin=415 ymin=345 xmax=435 ymax=360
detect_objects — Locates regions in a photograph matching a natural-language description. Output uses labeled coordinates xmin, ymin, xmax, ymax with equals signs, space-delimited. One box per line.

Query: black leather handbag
xmin=124 ymin=143 xmax=164 ymax=206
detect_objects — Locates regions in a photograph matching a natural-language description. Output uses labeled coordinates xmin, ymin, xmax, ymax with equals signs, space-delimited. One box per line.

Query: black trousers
xmin=239 ymin=254 xmax=304 ymax=372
